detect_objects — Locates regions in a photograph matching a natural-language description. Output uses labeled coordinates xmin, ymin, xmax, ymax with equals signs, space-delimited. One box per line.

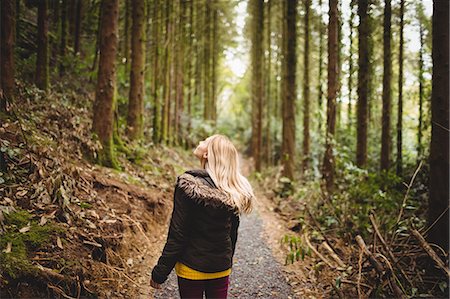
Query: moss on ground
xmin=0 ymin=209 xmax=66 ymax=280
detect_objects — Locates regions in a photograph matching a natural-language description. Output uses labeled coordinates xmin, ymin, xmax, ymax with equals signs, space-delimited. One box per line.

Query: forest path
xmin=152 ymin=205 xmax=295 ymax=299
xmin=151 ymin=157 xmax=297 ymax=298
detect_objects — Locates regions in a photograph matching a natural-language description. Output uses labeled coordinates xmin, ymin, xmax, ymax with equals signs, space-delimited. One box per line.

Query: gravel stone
xmin=154 ymin=210 xmax=294 ymax=298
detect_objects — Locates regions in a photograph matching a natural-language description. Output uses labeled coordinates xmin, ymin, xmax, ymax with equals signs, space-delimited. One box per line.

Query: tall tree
xmin=417 ymin=1 xmax=426 ymax=159
xmin=1 ymin=0 xmax=16 ymax=112
xmin=347 ymin=0 xmax=355 ymax=130
xmin=356 ymin=0 xmax=370 ymax=167
xmin=250 ymin=0 xmax=264 ymax=172
xmin=36 ymin=0 xmax=49 ymax=91
xmin=264 ymin=0 xmax=272 ymax=165
xmin=302 ymin=0 xmax=311 ymax=173
xmin=396 ymin=0 xmax=404 ymax=176
xmin=322 ymin=0 xmax=339 ymax=192
xmin=126 ymin=0 xmax=146 ymax=140
xmin=317 ymin=0 xmax=324 ymax=133
xmin=152 ymin=0 xmax=161 ymax=144
xmin=92 ymin=0 xmax=119 ymax=167
xmin=161 ymin=0 xmax=171 ymax=144
xmin=73 ymin=0 xmax=83 ymax=55
xmin=428 ymin=0 xmax=449 ymax=251
xmin=59 ymin=0 xmax=68 ymax=76
xmin=380 ymin=0 xmax=392 ymax=171
xmin=124 ymin=0 xmax=132 ymax=72
xmin=281 ymin=0 xmax=297 ymax=180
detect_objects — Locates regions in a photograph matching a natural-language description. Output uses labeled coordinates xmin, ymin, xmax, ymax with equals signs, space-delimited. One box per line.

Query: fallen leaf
xmin=39 ymin=216 xmax=47 ymax=226
xmin=2 ymin=242 xmax=12 ymax=253
xmin=16 ymin=190 xmax=28 ymax=197
xmin=57 ymin=236 xmax=63 ymax=249
xmin=19 ymin=226 xmax=31 ymax=233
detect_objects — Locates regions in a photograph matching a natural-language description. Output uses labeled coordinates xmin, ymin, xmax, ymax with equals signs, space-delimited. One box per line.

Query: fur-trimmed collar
xmin=177 ymin=170 xmax=239 ymax=213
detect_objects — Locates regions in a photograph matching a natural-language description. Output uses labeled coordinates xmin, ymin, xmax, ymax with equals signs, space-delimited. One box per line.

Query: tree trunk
xmin=250 ymin=0 xmax=264 ymax=172
xmin=356 ymin=0 xmax=369 ymax=168
xmin=348 ymin=0 xmax=355 ymax=130
xmin=186 ymin=0 xmax=194 ymax=147
xmin=317 ymin=0 xmax=324 ymax=134
xmin=281 ymin=0 xmax=297 ymax=180
xmin=380 ymin=0 xmax=392 ymax=171
xmin=396 ymin=0 xmax=404 ymax=176
xmin=417 ymin=13 xmax=424 ymax=159
xmin=302 ymin=0 xmax=311 ymax=173
xmin=211 ymin=7 xmax=218 ymax=125
xmin=92 ymin=0 xmax=119 ymax=168
xmin=36 ymin=0 xmax=49 ymax=91
xmin=1 ymin=0 xmax=15 ymax=112
xmin=161 ymin=0 xmax=171 ymax=144
xmin=265 ymin=0 xmax=272 ymax=166
xmin=152 ymin=0 xmax=161 ymax=144
xmin=127 ymin=0 xmax=146 ymax=140
xmin=203 ymin=3 xmax=211 ymax=121
xmin=322 ymin=0 xmax=338 ymax=193
xmin=428 ymin=0 xmax=449 ymax=251
xmin=51 ymin=0 xmax=60 ymax=65
xmin=59 ymin=0 xmax=68 ymax=76
xmin=73 ymin=0 xmax=82 ymax=55
xmin=124 ymin=0 xmax=131 ymax=73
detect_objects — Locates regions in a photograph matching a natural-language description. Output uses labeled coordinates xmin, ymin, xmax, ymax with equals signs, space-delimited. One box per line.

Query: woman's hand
xmin=150 ymin=278 xmax=161 ymax=289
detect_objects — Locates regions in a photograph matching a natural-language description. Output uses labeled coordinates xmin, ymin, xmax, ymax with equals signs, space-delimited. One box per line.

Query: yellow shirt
xmin=175 ymin=262 xmax=231 ymax=280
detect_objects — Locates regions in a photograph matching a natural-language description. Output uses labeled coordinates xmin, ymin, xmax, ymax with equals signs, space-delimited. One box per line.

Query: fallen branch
xmin=355 ymin=235 xmax=406 ymax=298
xmin=395 ymin=161 xmax=423 ymax=224
xmin=411 ymin=229 xmax=450 ymax=278
xmin=369 ymin=213 xmax=413 ymax=287
xmin=321 ymin=241 xmax=346 ymax=269
xmin=304 ymin=233 xmax=336 ymax=269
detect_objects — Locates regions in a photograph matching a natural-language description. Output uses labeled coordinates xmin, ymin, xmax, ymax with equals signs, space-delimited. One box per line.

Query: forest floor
xmin=0 ymin=83 xmax=326 ymax=298
xmin=2 ymin=82 xmax=448 ymax=298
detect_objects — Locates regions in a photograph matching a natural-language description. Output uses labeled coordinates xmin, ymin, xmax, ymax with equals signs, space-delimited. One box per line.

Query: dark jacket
xmin=151 ymin=169 xmax=240 ymax=284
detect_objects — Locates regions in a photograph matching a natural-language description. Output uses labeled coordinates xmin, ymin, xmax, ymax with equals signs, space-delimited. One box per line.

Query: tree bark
xmin=152 ymin=0 xmax=161 ymax=144
xmin=281 ymin=0 xmax=297 ymax=180
xmin=1 ymin=0 xmax=15 ymax=112
xmin=265 ymin=0 xmax=272 ymax=166
xmin=36 ymin=0 xmax=49 ymax=91
xmin=348 ymin=0 xmax=355 ymax=130
xmin=92 ymin=0 xmax=119 ymax=168
xmin=417 ymin=11 xmax=424 ymax=159
xmin=250 ymin=0 xmax=264 ymax=172
xmin=356 ymin=0 xmax=370 ymax=167
xmin=322 ymin=0 xmax=338 ymax=193
xmin=317 ymin=0 xmax=324 ymax=133
xmin=396 ymin=0 xmax=404 ymax=176
xmin=428 ymin=0 xmax=449 ymax=251
xmin=302 ymin=0 xmax=311 ymax=173
xmin=380 ymin=0 xmax=392 ymax=171
xmin=59 ymin=0 xmax=68 ymax=77
xmin=73 ymin=0 xmax=82 ymax=55
xmin=127 ymin=0 xmax=146 ymax=140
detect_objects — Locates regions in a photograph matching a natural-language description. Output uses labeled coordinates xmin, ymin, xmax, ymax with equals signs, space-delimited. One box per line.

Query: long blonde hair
xmin=202 ymin=134 xmax=254 ymax=214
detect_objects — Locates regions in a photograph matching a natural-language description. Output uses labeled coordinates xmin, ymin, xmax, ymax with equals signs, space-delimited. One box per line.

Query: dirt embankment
xmin=0 ymin=84 xmax=195 ymax=298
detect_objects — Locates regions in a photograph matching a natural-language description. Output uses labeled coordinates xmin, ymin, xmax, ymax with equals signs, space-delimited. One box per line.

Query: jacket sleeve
xmin=230 ymin=213 xmax=240 ymax=257
xmin=151 ymin=181 xmax=192 ymax=284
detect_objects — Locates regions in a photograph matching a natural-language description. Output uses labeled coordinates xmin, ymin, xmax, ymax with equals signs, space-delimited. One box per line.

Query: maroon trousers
xmin=177 ymin=276 xmax=229 ymax=299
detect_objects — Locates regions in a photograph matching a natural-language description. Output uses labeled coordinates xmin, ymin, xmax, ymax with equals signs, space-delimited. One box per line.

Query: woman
xmin=150 ymin=134 xmax=255 ymax=299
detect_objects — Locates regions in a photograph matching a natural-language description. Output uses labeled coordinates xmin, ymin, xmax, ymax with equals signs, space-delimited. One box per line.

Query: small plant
xmin=281 ymin=235 xmax=310 ymax=265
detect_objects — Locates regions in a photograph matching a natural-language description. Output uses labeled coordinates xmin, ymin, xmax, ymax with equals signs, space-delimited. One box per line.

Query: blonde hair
xmin=202 ymin=134 xmax=254 ymax=214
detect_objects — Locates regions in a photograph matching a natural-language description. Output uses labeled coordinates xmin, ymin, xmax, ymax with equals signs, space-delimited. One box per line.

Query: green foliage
xmin=0 ymin=209 xmax=65 ymax=280
xmin=305 ymin=141 xmax=428 ymax=240
xmin=282 ymin=235 xmax=310 ymax=265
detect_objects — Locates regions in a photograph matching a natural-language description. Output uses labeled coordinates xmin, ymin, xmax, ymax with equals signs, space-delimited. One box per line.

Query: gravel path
xmin=153 ymin=209 xmax=294 ymax=298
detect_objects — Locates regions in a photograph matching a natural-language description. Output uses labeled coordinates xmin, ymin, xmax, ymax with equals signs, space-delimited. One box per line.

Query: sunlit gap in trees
xmin=220 ymin=1 xmax=249 ymax=122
